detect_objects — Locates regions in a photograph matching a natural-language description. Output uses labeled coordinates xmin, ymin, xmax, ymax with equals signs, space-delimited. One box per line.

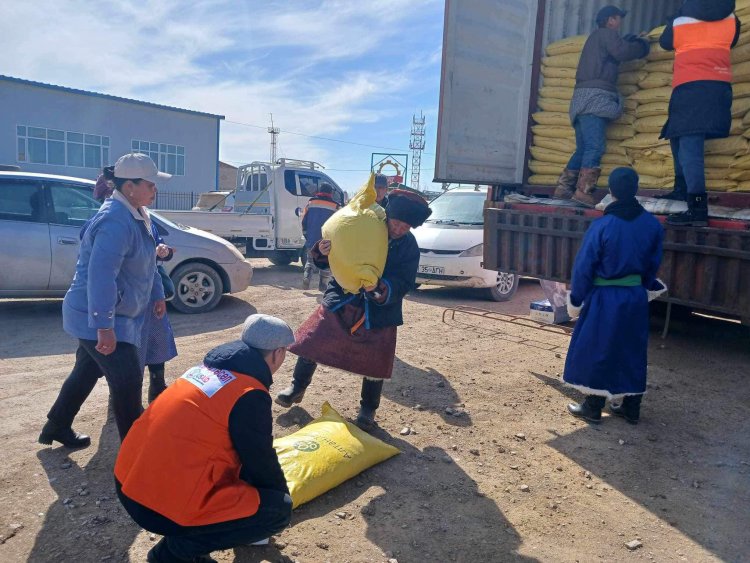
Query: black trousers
xmin=116 ymin=482 xmax=292 ymax=560
xmin=47 ymin=339 xmax=143 ymax=440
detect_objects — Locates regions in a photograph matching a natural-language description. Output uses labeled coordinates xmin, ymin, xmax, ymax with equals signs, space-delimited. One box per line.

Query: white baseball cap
xmin=114 ymin=153 xmax=171 ymax=183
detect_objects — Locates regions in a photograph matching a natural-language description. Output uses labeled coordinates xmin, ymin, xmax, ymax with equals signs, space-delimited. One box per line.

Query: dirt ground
xmin=1 ymin=259 xmax=749 ymax=563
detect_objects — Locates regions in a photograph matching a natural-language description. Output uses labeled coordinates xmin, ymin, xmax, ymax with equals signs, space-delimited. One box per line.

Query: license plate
xmin=419 ymin=265 xmax=445 ymax=275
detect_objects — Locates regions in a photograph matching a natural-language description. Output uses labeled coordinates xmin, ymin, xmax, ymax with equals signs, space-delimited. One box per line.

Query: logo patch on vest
xmin=181 ymin=366 xmax=236 ymax=398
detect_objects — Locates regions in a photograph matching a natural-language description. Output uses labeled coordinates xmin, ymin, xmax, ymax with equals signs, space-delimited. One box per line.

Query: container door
xmin=435 ymin=0 xmax=540 ymax=185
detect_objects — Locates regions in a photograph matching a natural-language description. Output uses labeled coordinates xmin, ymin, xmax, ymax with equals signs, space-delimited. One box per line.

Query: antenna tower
xmin=409 ymin=111 xmax=426 ymax=190
xmin=268 ymin=113 xmax=280 ymax=163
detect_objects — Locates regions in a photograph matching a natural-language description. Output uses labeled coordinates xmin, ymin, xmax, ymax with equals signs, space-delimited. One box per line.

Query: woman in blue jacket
xmin=39 ymin=153 xmax=170 ymax=447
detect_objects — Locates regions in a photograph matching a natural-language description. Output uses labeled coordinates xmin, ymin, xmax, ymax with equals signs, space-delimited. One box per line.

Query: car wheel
xmin=170 ymin=262 xmax=223 ymax=314
xmin=486 ymin=272 xmax=519 ymax=302
xmin=268 ymin=251 xmax=293 ymax=266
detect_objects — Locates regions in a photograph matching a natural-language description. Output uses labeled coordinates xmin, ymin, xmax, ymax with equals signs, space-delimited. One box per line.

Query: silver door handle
xmin=57 ymin=237 xmax=78 ymax=245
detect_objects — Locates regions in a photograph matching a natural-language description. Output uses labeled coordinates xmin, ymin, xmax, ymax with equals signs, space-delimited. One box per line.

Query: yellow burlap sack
xmin=613 ymin=113 xmax=635 ymax=126
xmin=540 ymin=66 xmax=577 ymax=79
xmin=274 ymin=402 xmax=400 ymax=508
xmin=533 ymin=136 xmax=577 ymax=153
xmin=634 ymin=116 xmax=665 ymax=134
xmin=621 ymin=59 xmax=648 ymax=72
xmin=621 ymin=133 xmax=668 ymax=149
xmin=624 ymin=98 xmax=638 ymax=113
xmin=544 ymin=77 xmax=577 ymax=88
xmin=542 ymin=53 xmax=581 ymax=69
xmin=546 ymin=35 xmax=587 ymax=56
xmin=647 ymin=43 xmax=675 ymax=62
xmin=529 ymin=161 xmax=563 ymax=176
xmin=619 ymin=70 xmax=648 ymax=85
xmin=635 ymin=160 xmax=674 ymax=178
xmin=732 ymin=97 xmax=750 ymax=117
xmin=539 ymin=86 xmax=575 ymax=101
xmin=706 ymin=155 xmax=735 ymax=168
xmin=704 ymin=168 xmax=732 ymax=180
xmin=733 ymin=82 xmax=750 ymax=99
xmin=706 ymin=180 xmax=738 ymax=191
xmin=639 ymin=72 xmax=672 ymax=89
xmin=605 ymin=143 xmax=628 ymax=157
xmin=530 ymin=146 xmax=570 ymax=165
xmin=728 ymin=169 xmax=750 ymax=181
xmin=731 ymin=42 xmax=750 ymax=64
xmin=730 ymin=180 xmax=750 ymax=192
xmin=644 ymin=60 xmax=674 ymax=74
xmin=734 ymin=61 xmax=750 ymax=83
xmin=629 ymin=86 xmax=673 ymax=104
xmin=537 ymin=98 xmax=570 ymax=113
xmin=638 ymin=174 xmax=673 ymax=188
xmin=619 ymin=84 xmax=640 ymax=96
xmin=601 ymin=153 xmax=632 ymax=166
xmin=705 ymin=136 xmax=750 ymax=155
xmin=636 ymin=101 xmax=669 ymax=119
xmin=606 ymin=124 xmax=636 ymax=141
xmin=730 ymin=154 xmax=750 ymax=169
xmin=531 ymin=125 xmax=574 ymax=140
xmin=532 ymin=112 xmax=571 ymax=127
xmin=528 ymin=174 xmax=560 ymax=185
xmin=742 ymin=110 xmax=750 ymax=127
xmin=322 ymin=175 xmax=387 ymax=294
xmin=648 ymin=26 xmax=666 ymax=41
xmin=731 ymin=118 xmax=744 ymax=135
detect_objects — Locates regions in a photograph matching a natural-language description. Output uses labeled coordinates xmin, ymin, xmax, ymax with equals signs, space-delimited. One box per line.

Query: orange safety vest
xmin=114 ymin=365 xmax=268 ymax=527
xmin=673 ymin=15 xmax=736 ymax=88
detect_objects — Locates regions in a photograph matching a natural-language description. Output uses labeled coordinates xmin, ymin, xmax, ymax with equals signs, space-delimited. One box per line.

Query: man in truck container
xmin=554 ymin=5 xmax=650 ymax=207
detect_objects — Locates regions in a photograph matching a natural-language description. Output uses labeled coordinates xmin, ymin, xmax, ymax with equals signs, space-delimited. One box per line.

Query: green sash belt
xmin=593 ymin=274 xmax=642 ymax=287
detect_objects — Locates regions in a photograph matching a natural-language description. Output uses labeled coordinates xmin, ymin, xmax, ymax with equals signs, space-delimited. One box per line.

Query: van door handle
xmin=57 ymin=237 xmax=78 ymax=245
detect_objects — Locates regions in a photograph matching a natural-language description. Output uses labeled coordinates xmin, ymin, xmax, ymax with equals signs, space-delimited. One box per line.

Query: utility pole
xmin=409 ymin=112 xmax=426 ymax=190
xmin=268 ymin=113 xmax=280 ymax=164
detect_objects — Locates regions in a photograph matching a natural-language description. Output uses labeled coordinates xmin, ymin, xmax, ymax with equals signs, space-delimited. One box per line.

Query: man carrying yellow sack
xmin=276 ymin=190 xmax=431 ymax=430
xmin=114 ymin=314 xmax=294 ymax=563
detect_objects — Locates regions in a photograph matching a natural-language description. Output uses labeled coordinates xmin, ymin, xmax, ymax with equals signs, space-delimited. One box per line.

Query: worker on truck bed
xmin=658 ymin=0 xmax=741 ymax=226
xmin=554 ymin=5 xmax=649 ymax=207
xmin=564 ymin=168 xmax=666 ymax=425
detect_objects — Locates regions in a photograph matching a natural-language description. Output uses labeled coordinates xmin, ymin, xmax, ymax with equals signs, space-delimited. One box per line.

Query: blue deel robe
xmin=563 ymin=209 xmax=664 ymax=398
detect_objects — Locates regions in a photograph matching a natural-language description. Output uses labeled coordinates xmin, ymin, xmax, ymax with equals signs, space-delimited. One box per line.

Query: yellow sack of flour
xmin=636 ymin=102 xmax=669 ymax=119
xmin=321 ymin=174 xmax=388 ymax=294
xmin=542 ymin=53 xmax=580 ymax=69
xmin=545 ymin=35 xmax=587 ymax=56
xmin=539 ymin=86 xmax=575 ymax=101
xmin=532 ymin=112 xmax=571 ymax=126
xmin=533 ymin=136 xmax=577 ymax=153
xmin=543 ymin=77 xmax=577 ymax=88
xmin=634 ymin=116 xmax=666 ymax=134
xmin=528 ymin=174 xmax=560 ymax=185
xmin=540 ymin=66 xmax=577 ymax=80
xmin=639 ymin=72 xmax=672 ymax=89
xmin=537 ymin=98 xmax=570 ymax=113
xmin=644 ymin=60 xmax=674 ymax=74
xmin=274 ymin=402 xmax=400 ymax=508
xmin=531 ymin=125 xmax=574 ymax=140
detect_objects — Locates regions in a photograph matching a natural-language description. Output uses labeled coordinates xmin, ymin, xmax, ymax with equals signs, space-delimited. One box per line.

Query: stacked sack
xmin=530 ymin=11 xmax=750 ymax=194
xmin=528 ymin=35 xmax=637 ymax=187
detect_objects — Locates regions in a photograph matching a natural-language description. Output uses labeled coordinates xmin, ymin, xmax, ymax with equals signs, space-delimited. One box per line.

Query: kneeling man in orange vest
xmin=115 ymin=314 xmax=295 ymax=563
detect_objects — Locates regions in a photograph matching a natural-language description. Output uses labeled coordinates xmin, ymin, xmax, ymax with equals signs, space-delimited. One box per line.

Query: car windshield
xmin=425 ymin=191 xmax=485 ymax=225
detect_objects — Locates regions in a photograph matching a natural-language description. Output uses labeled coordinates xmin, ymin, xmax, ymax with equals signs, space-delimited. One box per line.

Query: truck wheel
xmin=170 ymin=263 xmax=223 ymax=314
xmin=486 ymin=272 xmax=519 ymax=302
xmin=268 ymin=251 xmax=293 ymax=266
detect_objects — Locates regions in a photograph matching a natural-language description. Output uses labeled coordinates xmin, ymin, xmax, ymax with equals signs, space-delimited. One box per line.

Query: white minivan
xmin=412 ymin=187 xmax=518 ymax=302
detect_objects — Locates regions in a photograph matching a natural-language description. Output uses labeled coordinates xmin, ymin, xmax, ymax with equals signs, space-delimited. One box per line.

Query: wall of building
xmin=218 ymin=161 xmax=238 ymax=190
xmin=0 ymin=79 xmax=220 ymax=193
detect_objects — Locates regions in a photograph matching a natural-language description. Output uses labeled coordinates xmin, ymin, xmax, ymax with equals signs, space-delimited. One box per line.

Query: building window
xmin=17 ymin=125 xmax=109 ymax=169
xmin=132 ymin=140 xmax=185 ymax=176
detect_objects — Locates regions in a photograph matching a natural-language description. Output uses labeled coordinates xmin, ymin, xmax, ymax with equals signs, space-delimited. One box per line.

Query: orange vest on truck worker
xmin=672 ymin=14 xmax=737 ymax=88
xmin=114 ymin=363 xmax=269 ymax=527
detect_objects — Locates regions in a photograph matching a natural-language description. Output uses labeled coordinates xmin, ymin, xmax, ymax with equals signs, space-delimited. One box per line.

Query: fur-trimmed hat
xmin=385 ymin=189 xmax=432 ymax=228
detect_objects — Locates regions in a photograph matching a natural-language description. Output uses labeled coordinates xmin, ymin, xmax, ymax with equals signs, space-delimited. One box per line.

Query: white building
xmin=0 ymin=75 xmax=224 ymax=195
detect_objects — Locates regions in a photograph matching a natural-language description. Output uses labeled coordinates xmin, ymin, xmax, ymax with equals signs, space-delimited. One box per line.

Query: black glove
xmin=623 ymin=33 xmax=638 ymax=42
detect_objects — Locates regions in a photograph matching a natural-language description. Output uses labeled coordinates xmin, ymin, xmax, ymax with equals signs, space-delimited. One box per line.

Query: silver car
xmin=0 ymin=171 xmax=253 ymax=313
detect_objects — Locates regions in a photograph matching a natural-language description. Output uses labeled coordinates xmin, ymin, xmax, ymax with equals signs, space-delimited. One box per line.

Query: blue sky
xmin=2 ymin=0 xmax=445 ymax=193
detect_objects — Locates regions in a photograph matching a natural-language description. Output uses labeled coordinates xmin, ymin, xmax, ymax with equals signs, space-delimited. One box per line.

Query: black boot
xmin=610 ymin=395 xmax=642 ymax=424
xmin=147 ymin=538 xmax=217 ymax=563
xmin=667 ymin=193 xmax=708 ymax=227
xmin=567 ymin=395 xmax=605 ymax=423
xmin=656 ymin=175 xmax=687 ymax=201
xmin=275 ymin=358 xmax=317 ymax=408
xmin=38 ymin=419 xmax=91 ymax=448
xmin=148 ymin=365 xmax=167 ymax=404
xmin=355 ymin=379 xmax=384 ymax=431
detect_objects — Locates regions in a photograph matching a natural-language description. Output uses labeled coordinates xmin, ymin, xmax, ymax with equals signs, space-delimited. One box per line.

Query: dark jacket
xmin=575 ymin=28 xmax=649 ymax=92
xmin=313 ymin=231 xmax=420 ymax=329
xmin=659 ymin=14 xmax=741 ymax=139
xmin=301 ymin=193 xmax=339 ymax=248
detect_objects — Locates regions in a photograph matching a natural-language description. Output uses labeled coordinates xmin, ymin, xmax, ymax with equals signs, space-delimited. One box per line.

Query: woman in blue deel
xmin=564 ymin=167 xmax=666 ymax=425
